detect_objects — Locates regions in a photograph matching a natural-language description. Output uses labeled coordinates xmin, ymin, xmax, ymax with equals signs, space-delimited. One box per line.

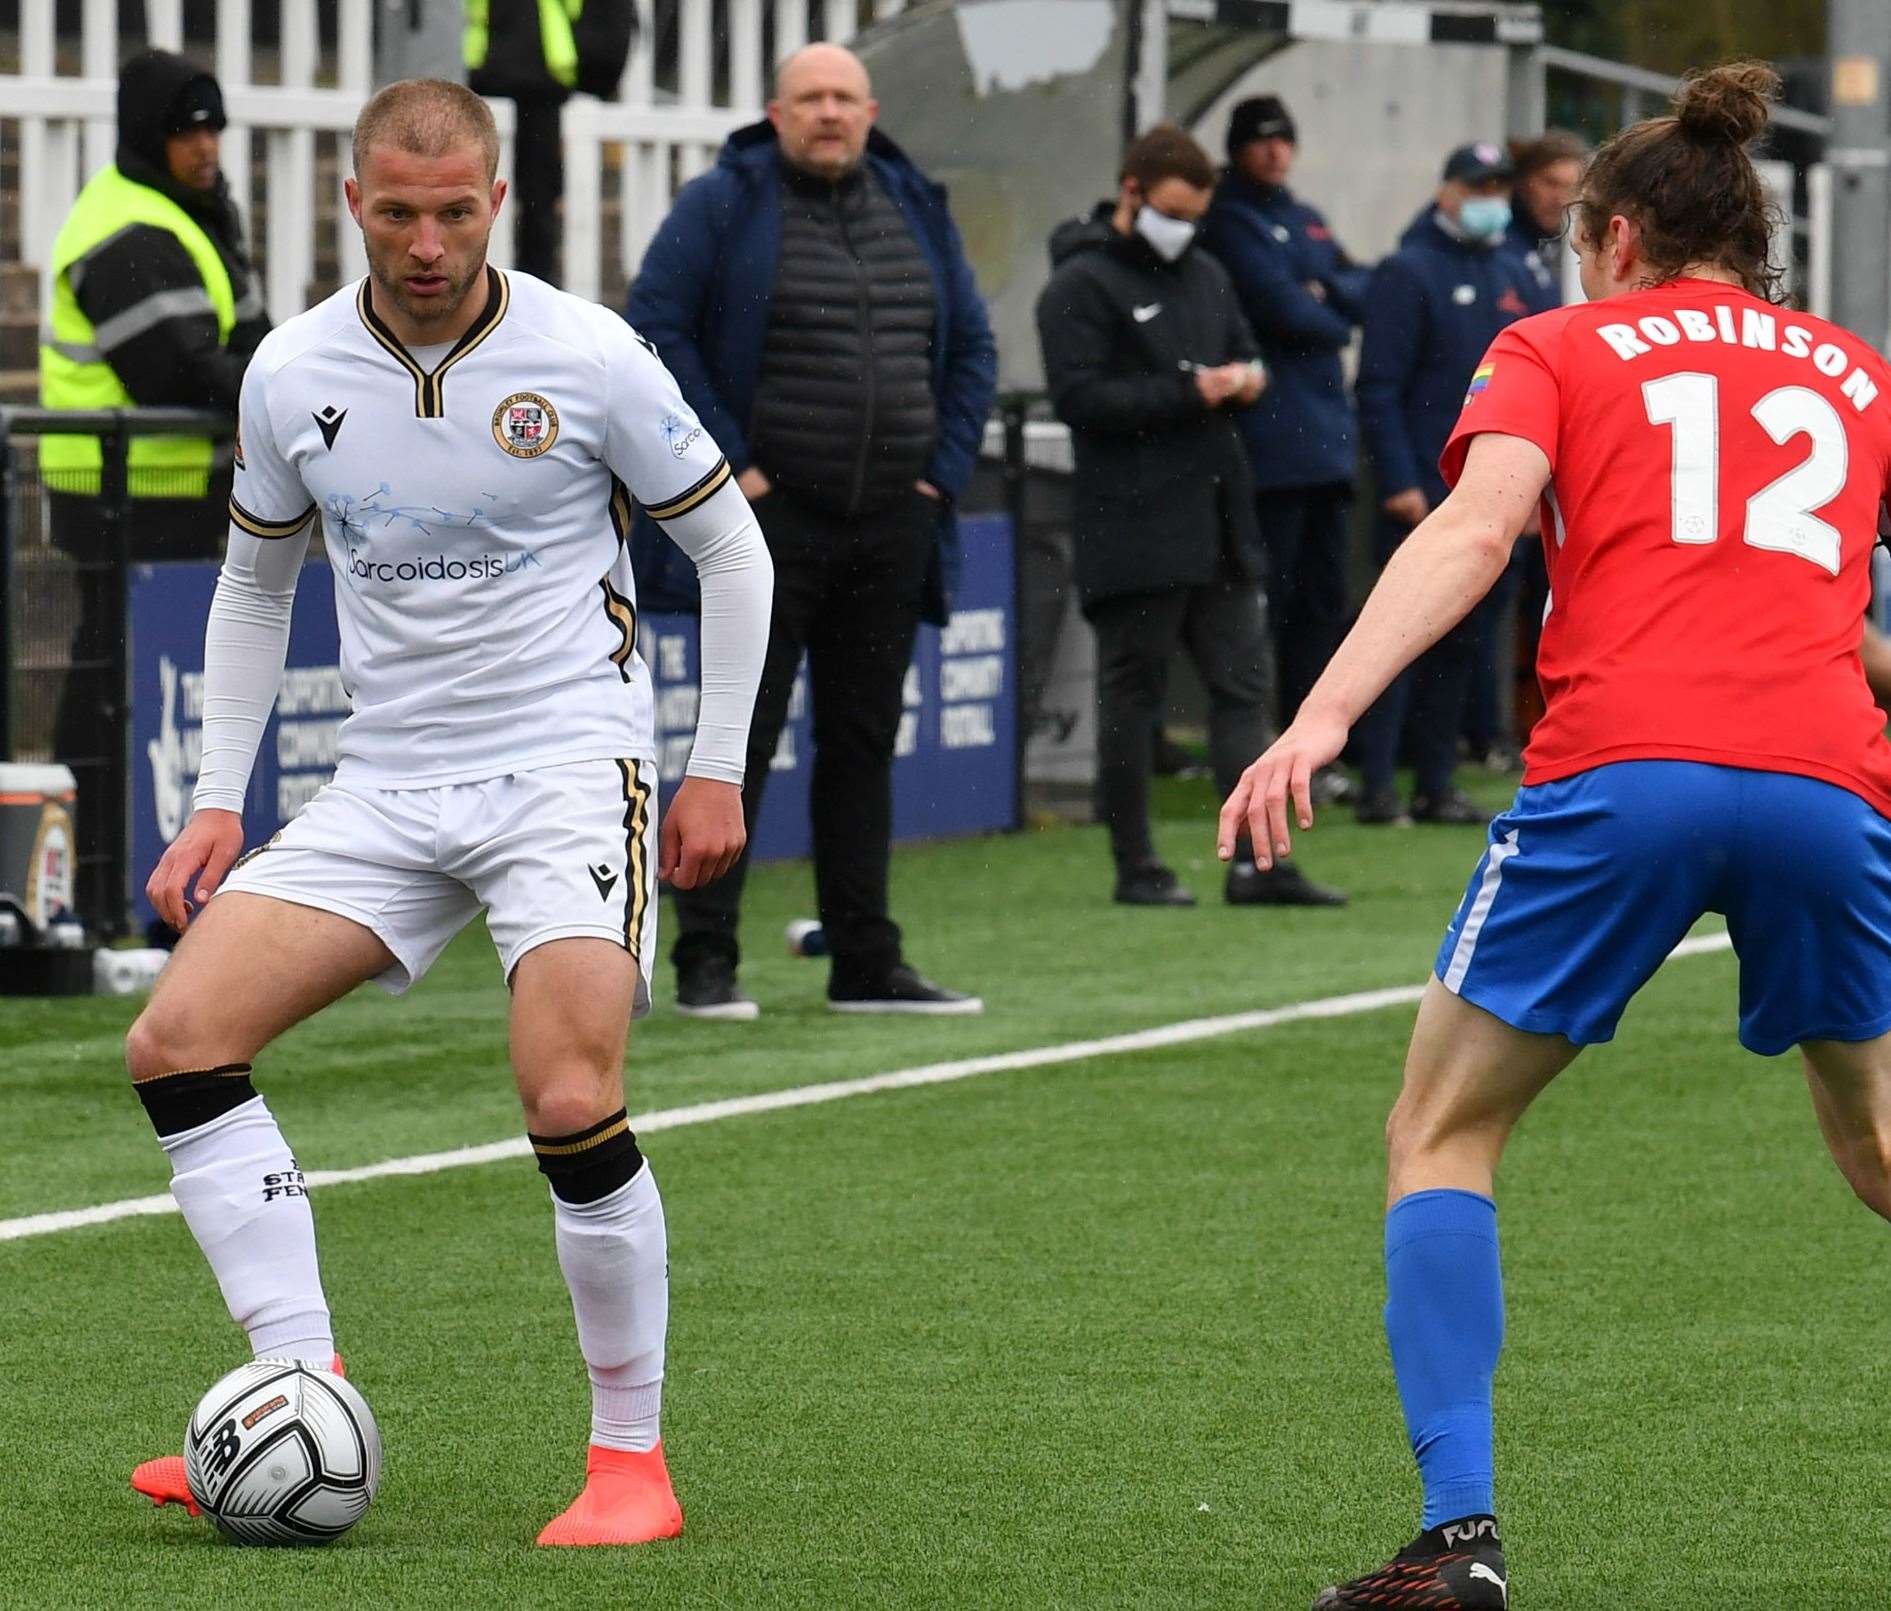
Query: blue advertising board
xmin=129 ymin=515 xmax=1016 ymax=927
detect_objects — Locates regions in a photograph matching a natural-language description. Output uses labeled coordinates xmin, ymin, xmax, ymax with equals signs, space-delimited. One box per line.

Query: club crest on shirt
xmin=492 ymin=391 xmax=560 ymax=458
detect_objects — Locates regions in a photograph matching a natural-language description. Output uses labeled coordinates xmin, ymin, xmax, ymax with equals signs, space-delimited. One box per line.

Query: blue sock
xmin=1383 ymin=1187 xmax=1503 ymax=1528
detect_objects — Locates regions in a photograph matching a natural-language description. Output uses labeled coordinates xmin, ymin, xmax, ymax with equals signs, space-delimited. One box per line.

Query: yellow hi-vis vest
xmin=464 ymin=0 xmax=581 ymax=90
xmin=38 ymin=165 xmax=236 ymax=499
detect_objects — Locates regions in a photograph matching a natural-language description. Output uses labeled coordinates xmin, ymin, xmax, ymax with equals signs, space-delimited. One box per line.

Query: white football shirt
xmin=228 ymin=269 xmax=734 ymax=789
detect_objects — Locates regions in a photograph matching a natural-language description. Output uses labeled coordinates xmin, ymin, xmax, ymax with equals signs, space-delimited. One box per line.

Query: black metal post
xmin=1002 ymin=396 xmax=1029 ymax=833
xmin=0 ymin=431 xmax=14 ymax=762
xmin=98 ymin=415 xmax=131 ymax=941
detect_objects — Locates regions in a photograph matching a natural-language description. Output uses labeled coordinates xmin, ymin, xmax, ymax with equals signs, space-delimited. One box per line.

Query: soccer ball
xmin=183 ymin=1360 xmax=381 ymax=1545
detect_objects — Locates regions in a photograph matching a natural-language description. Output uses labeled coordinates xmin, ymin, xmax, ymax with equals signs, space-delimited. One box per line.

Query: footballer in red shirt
xmin=1220 ymin=64 xmax=1891 ymax=1611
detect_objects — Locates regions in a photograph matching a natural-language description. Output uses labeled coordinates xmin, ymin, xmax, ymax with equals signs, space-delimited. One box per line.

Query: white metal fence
xmin=2 ymin=0 xmax=917 ymax=324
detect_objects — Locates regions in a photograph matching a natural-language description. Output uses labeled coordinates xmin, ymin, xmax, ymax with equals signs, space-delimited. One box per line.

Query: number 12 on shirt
xmin=1642 ymin=372 xmax=1847 ymax=574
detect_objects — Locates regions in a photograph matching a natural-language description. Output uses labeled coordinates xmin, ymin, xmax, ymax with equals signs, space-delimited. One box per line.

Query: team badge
xmin=492 ymin=391 xmax=560 ymax=458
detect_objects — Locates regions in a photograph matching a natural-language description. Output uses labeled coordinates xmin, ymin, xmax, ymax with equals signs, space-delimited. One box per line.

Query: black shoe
xmin=1355 ymin=786 xmax=1413 ymax=826
xmin=1411 ymin=788 xmax=1484 ymax=826
xmin=1225 ymin=860 xmax=1348 ymax=907
xmin=674 ymin=956 xmax=759 ymax=1021
xmin=1313 ymin=1515 xmax=1508 ymax=1609
xmin=1113 ymin=862 xmax=1196 ymax=907
xmin=828 ymin=963 xmax=984 ymax=1016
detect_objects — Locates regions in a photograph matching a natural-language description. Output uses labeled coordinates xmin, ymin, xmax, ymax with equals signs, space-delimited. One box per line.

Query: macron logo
xmin=1132 ymin=303 xmax=1161 ymax=323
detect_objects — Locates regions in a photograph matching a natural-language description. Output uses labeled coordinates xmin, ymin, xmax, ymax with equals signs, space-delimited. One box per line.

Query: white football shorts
xmin=219 ymin=757 xmax=660 ymax=1012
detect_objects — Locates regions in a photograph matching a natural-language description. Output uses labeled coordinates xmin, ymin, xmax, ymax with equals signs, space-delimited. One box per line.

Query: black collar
xmin=356 ymin=265 xmax=510 ymax=418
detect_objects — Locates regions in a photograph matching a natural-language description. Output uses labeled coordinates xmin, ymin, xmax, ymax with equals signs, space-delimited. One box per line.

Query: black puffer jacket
xmin=747 ymin=158 xmax=938 ymax=518
xmin=76 ymin=49 xmax=267 ymax=413
xmin=1035 ymin=203 xmax=1262 ymax=613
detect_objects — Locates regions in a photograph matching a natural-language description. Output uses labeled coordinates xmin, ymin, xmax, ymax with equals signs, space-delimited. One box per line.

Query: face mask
xmin=1135 ymin=204 xmax=1197 ymax=262
xmin=1458 ymin=196 xmax=1513 ymax=242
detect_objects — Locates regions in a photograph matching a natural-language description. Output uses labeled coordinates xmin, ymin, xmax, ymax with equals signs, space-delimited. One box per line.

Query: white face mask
xmin=1134 ymin=204 xmax=1197 ymax=262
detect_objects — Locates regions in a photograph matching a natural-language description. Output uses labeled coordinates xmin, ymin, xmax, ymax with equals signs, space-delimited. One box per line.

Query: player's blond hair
xmin=1577 ymin=61 xmax=1783 ymax=302
xmin=352 ymin=79 xmax=500 ymax=185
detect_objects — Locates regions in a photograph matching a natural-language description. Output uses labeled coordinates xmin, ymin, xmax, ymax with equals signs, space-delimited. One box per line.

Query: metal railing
xmin=1 ymin=405 xmax=232 ymax=939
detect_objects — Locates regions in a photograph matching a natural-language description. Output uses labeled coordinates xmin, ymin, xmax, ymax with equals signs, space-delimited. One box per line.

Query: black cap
xmin=1442 ymin=140 xmax=1513 ymax=184
xmin=1227 ymin=95 xmax=1297 ymax=157
xmin=164 ymin=73 xmax=226 ymax=137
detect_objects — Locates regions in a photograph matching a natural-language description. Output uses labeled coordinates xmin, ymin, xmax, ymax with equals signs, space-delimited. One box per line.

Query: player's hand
xmin=915 ymin=479 xmax=943 ymax=500
xmin=1382 ymin=487 xmax=1430 ymax=526
xmin=1233 ymin=361 xmax=1267 ymax=405
xmin=1217 ymin=708 xmax=1350 ymax=869
xmin=146 ymin=808 xmax=245 ymax=933
xmin=660 ymin=776 xmax=746 ymax=891
xmin=1194 ymin=365 xmax=1244 ymax=407
xmin=737 ymin=466 xmax=772 ymax=501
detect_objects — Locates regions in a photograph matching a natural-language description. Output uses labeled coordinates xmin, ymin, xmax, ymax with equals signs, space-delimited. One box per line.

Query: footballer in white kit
xmin=125 ymin=80 xmax=772 ymax=1548
xmin=209 ymin=264 xmax=751 ymax=1006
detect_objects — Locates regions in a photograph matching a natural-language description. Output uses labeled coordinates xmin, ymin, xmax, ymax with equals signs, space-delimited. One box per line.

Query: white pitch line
xmin=0 ymin=932 xmax=1735 ymax=1246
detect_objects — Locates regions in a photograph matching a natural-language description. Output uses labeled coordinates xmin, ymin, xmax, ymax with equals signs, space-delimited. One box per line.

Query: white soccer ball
xmin=183 ymin=1360 xmax=381 ymax=1546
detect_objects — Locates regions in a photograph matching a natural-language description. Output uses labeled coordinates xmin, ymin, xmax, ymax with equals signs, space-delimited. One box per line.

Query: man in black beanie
xmin=38 ymin=49 xmax=270 ymax=931
xmin=1200 ymin=95 xmax=1369 ymax=779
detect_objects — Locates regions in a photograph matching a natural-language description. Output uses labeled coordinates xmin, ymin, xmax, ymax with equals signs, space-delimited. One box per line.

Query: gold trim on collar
xmin=355 ymin=267 xmax=510 ymax=419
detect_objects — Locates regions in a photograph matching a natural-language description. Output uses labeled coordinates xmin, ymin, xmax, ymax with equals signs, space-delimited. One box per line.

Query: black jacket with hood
xmin=76 ymin=49 xmax=268 ymax=415
xmin=1034 ymin=202 xmax=1262 ymax=613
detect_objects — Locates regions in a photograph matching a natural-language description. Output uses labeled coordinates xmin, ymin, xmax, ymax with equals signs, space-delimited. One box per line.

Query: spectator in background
xmin=1507 ymin=128 xmax=1587 ymax=306
xmin=465 ymin=0 xmax=634 ymax=283
xmin=627 ymin=42 xmax=996 ymax=1019
xmin=1037 ymin=124 xmax=1345 ymax=911
xmin=1353 ymin=141 xmax=1538 ymax=825
xmin=1457 ymin=132 xmax=1586 ymax=769
xmin=1201 ymin=94 xmax=1368 ymax=799
xmin=38 ymin=48 xmax=269 ymax=930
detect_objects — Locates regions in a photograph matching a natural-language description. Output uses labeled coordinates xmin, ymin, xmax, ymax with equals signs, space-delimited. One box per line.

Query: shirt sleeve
xmin=1440 ymin=319 xmax=1562 ymax=488
xmin=227 ymin=359 xmax=317 ymax=540
xmin=601 ymin=320 xmax=733 ymax=520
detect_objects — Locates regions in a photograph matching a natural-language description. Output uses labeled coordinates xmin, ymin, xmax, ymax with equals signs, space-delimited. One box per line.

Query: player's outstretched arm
xmin=1218 ymin=431 xmax=1550 ymax=867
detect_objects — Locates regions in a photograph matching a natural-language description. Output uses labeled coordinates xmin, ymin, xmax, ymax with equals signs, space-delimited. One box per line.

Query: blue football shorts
xmin=1434 ymin=760 xmax=1891 ymax=1055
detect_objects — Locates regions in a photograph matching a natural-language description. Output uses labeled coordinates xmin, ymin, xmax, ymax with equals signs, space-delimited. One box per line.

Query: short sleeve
xmin=1440 ymin=320 xmax=1562 ymax=489
xmin=602 ymin=319 xmax=733 ymax=522
xmin=228 ymin=362 xmax=316 ymax=539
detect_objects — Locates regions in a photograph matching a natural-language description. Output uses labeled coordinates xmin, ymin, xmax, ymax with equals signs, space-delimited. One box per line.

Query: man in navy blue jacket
xmin=626 ymin=42 xmax=997 ymax=1019
xmin=1352 ymin=141 xmax=1538 ymax=825
xmin=1201 ymin=95 xmax=1369 ymax=750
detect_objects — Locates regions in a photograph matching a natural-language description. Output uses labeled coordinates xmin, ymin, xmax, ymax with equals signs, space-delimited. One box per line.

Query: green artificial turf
xmin=4 ymin=770 xmax=1885 ymax=1607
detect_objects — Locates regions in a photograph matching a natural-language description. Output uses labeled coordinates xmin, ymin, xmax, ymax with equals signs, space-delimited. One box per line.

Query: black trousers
xmin=1254 ymin=480 xmax=1351 ymax=726
xmin=1088 ymin=560 xmax=1274 ymax=871
xmin=1354 ymin=513 xmax=1485 ymax=800
xmin=511 ymin=95 xmax=566 ymax=285
xmin=670 ymin=488 xmax=933 ymax=985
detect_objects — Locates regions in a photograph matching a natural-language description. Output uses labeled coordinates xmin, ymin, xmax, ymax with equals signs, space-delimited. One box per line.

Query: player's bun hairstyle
xmin=1576 ymin=60 xmax=1784 ymax=302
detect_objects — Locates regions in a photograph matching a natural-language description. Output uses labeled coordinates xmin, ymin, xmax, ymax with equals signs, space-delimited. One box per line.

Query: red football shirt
xmin=1442 ymin=278 xmax=1891 ymax=816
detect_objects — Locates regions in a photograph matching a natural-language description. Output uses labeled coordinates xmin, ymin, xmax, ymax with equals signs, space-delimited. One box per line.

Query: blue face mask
xmin=1458 ymin=196 xmax=1513 ymax=242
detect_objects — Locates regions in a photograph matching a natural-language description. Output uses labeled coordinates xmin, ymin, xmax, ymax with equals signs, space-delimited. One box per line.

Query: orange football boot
xmin=536 ymin=1443 xmax=683 ymax=1546
xmin=131 ymin=1353 xmax=344 ymax=1515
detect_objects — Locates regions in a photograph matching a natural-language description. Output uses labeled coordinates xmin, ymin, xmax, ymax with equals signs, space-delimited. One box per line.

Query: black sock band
xmin=529 ymin=1108 xmax=644 ymax=1204
xmin=134 ymin=1063 xmax=258 ymax=1137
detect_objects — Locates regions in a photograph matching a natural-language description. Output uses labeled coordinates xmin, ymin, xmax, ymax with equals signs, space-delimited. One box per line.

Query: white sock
xmin=552 ymin=1162 xmax=668 ymax=1452
xmin=162 ymin=1096 xmax=334 ymax=1367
